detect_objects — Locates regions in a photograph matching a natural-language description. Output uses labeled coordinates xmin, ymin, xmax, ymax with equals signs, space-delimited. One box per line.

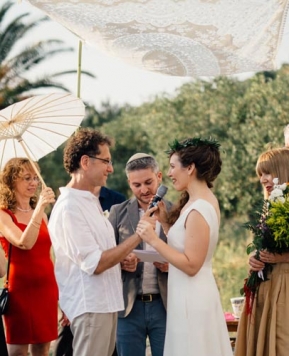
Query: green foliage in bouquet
xmin=266 ymin=200 xmax=289 ymax=248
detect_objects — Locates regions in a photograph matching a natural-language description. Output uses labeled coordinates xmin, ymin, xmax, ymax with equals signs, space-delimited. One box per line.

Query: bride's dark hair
xmin=166 ymin=138 xmax=222 ymax=225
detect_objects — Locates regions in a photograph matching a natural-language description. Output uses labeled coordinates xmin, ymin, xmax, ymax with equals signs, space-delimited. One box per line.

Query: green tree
xmin=102 ymin=105 xmax=154 ymax=196
xmin=103 ymin=68 xmax=288 ymax=219
xmin=0 ymin=0 xmax=94 ymax=109
xmin=83 ymin=101 xmax=124 ymax=128
xmin=37 ymin=65 xmax=289 ymax=309
xmin=39 ymin=102 xmax=126 ymax=195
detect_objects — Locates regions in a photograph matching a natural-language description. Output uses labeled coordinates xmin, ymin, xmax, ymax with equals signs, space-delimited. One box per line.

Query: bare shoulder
xmin=0 ymin=209 xmax=11 ymax=222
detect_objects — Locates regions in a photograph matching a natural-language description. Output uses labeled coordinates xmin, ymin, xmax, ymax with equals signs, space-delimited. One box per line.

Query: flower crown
xmin=165 ymin=137 xmax=220 ymax=154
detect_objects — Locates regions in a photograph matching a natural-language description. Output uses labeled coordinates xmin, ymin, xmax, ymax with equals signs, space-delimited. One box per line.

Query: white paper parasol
xmin=0 ymin=92 xmax=85 ymax=186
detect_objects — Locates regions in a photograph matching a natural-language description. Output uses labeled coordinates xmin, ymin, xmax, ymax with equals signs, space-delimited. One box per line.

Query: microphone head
xmin=156 ymin=185 xmax=168 ymax=198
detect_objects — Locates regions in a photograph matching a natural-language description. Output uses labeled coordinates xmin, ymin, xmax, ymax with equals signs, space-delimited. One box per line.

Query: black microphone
xmin=149 ymin=185 xmax=168 ymax=216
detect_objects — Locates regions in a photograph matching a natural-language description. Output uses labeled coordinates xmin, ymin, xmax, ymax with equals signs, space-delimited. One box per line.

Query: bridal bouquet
xmin=242 ymin=178 xmax=289 ymax=313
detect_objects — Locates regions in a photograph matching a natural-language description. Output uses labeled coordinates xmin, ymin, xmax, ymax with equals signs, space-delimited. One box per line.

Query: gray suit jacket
xmin=109 ymin=197 xmax=172 ymax=318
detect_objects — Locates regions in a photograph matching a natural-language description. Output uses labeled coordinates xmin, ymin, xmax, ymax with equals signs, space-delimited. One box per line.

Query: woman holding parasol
xmin=0 ymin=157 xmax=57 ymax=356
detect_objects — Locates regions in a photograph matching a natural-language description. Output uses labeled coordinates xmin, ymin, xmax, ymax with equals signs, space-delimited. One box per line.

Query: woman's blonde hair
xmin=256 ymin=147 xmax=289 ymax=198
xmin=0 ymin=158 xmax=40 ymax=211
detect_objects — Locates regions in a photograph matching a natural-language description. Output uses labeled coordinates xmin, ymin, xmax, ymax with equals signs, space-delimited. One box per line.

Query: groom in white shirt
xmin=49 ymin=128 xmax=143 ymax=356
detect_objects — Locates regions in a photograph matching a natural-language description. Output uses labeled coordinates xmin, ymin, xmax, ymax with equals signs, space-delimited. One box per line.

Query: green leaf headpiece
xmin=165 ymin=137 xmax=220 ymax=154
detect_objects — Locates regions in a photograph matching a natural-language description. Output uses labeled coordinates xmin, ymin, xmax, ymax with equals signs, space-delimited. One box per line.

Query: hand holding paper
xmin=121 ymin=253 xmax=138 ymax=272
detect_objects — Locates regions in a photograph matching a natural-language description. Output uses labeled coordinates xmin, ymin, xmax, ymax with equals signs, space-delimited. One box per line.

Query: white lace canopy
xmin=27 ymin=0 xmax=289 ymax=77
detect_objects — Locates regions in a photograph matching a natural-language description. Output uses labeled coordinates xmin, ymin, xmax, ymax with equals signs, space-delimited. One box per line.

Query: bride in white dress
xmin=137 ymin=137 xmax=233 ymax=356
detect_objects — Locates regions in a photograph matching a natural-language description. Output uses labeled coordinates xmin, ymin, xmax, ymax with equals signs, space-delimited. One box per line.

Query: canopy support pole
xmin=77 ymin=40 xmax=83 ymax=98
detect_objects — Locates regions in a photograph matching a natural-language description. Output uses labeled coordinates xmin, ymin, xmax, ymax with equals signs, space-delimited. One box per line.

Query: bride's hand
xmin=140 ymin=212 xmax=157 ymax=230
xmin=146 ymin=199 xmax=168 ymax=222
xmin=136 ymin=220 xmax=158 ymax=245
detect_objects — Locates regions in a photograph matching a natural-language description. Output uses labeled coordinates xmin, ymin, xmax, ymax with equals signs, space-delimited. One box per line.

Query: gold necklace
xmin=16 ymin=206 xmax=32 ymax=213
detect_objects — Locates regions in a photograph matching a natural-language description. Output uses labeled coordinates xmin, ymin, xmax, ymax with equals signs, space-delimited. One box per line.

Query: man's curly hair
xmin=63 ymin=128 xmax=113 ymax=174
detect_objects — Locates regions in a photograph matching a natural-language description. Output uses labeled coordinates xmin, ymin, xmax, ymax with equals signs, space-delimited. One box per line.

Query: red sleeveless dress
xmin=0 ymin=209 xmax=58 ymax=344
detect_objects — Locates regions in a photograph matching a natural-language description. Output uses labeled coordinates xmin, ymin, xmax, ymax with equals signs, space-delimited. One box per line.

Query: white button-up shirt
xmin=48 ymin=187 xmax=124 ymax=322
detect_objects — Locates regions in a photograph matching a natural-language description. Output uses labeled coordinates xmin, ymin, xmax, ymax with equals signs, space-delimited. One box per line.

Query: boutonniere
xmin=103 ymin=210 xmax=110 ymax=218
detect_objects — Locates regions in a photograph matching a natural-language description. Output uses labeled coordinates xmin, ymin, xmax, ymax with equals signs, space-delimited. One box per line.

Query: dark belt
xmin=136 ymin=294 xmax=161 ymax=302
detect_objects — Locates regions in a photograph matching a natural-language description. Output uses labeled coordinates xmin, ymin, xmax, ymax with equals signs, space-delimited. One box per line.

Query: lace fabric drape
xmin=27 ymin=0 xmax=289 ymax=77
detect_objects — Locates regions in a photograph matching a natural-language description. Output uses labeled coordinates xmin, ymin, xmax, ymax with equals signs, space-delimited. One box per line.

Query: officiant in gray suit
xmin=108 ymin=153 xmax=172 ymax=356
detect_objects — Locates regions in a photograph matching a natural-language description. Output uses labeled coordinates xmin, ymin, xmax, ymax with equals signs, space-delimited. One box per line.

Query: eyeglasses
xmin=22 ymin=176 xmax=40 ymax=183
xmin=87 ymin=156 xmax=113 ymax=166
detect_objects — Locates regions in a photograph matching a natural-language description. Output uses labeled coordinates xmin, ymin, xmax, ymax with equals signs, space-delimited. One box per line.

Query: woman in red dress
xmin=0 ymin=158 xmax=58 ymax=356
xmin=0 ymin=247 xmax=8 ymax=356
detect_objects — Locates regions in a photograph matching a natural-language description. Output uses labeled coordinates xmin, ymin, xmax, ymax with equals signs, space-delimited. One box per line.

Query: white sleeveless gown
xmin=164 ymin=199 xmax=233 ymax=356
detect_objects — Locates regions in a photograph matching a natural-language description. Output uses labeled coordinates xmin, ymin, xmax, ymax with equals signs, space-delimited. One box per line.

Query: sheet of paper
xmin=133 ymin=249 xmax=167 ymax=263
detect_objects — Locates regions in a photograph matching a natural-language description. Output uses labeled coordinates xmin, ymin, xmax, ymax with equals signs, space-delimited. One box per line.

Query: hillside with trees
xmin=39 ymin=65 xmax=289 ymax=309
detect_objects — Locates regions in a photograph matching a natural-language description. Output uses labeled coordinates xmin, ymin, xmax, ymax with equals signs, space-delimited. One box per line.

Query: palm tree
xmin=0 ymin=0 xmax=94 ymax=109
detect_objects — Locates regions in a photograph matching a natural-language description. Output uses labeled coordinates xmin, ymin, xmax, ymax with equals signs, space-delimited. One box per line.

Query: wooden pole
xmin=77 ymin=40 xmax=83 ymax=98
